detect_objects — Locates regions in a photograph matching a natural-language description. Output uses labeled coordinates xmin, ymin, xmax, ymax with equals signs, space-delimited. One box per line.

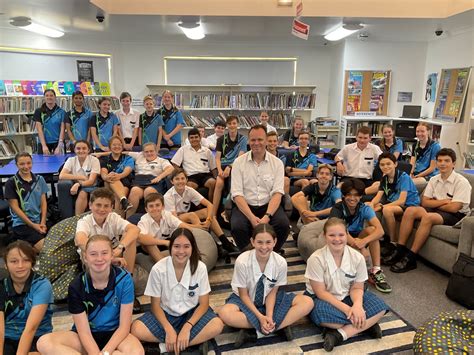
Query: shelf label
xmin=354 ymin=111 xmax=377 ymax=117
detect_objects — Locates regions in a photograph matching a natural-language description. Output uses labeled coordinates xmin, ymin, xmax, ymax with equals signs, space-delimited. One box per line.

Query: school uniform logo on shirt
xmin=188 ymin=283 xmax=199 ymax=297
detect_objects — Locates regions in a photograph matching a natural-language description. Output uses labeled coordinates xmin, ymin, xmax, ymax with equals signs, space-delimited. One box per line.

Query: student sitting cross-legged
xmin=0 ymin=241 xmax=53 ymax=354
xmin=385 ymin=148 xmax=472 ymax=273
xmin=171 ymin=127 xmax=217 ymax=202
xmin=329 ymin=179 xmax=391 ymax=293
xmin=5 ymin=152 xmax=48 ymax=253
xmin=131 ymin=228 xmax=224 ymax=354
xmin=292 ymin=164 xmax=342 ymax=225
xmin=304 ymin=218 xmax=389 ymax=352
xmin=164 ymin=168 xmax=239 ymax=258
xmin=59 ymin=140 xmax=100 ymax=215
xmin=37 ymin=235 xmax=144 ymax=355
xmin=367 ymin=152 xmax=420 ymax=257
xmin=218 ymin=224 xmax=313 ymax=348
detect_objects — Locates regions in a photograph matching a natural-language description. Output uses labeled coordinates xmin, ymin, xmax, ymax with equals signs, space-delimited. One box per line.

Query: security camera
xmin=435 ymin=29 xmax=443 ymax=36
xmin=96 ymin=13 xmax=105 ymax=23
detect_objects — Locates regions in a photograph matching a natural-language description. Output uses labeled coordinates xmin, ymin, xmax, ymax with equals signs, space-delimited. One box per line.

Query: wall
xmin=327 ymin=42 xmax=345 ymax=119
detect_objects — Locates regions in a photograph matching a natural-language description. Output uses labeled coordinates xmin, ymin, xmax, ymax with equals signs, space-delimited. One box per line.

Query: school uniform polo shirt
xmin=305 ymin=245 xmax=367 ymax=300
xmin=376 ymin=137 xmax=404 ymax=158
xmin=33 ymin=105 xmax=66 ymax=144
xmin=336 ymin=143 xmax=383 ymax=179
xmin=160 ymin=106 xmax=186 ymax=146
xmin=206 ymin=133 xmax=220 ymax=150
xmin=216 ymin=132 xmax=248 ymax=167
xmin=231 ymin=151 xmax=285 ymax=206
xmin=0 ymin=272 xmax=53 ymax=340
xmin=145 ymin=257 xmax=211 ymax=316
xmin=5 ymin=173 xmax=48 ymax=227
xmin=76 ymin=212 xmax=130 ymax=247
xmin=282 ymin=129 xmax=299 ymax=146
xmin=64 ymin=108 xmax=93 ymax=141
xmin=231 ymin=250 xmax=287 ymax=303
xmin=116 ymin=108 xmax=140 ymax=139
xmin=171 ymin=145 xmax=216 ymax=176
xmin=68 ymin=266 xmax=134 ymax=332
xmin=127 ymin=152 xmax=172 ymax=176
xmin=164 ymin=186 xmax=204 ymax=214
xmin=139 ymin=110 xmax=164 ymax=145
xmin=99 ymin=154 xmax=135 ymax=174
xmin=379 ymin=170 xmax=420 ymax=207
xmin=63 ymin=155 xmax=101 ymax=178
xmin=137 ymin=211 xmax=182 ymax=240
xmin=286 ymin=149 xmax=318 ymax=171
xmin=90 ymin=112 xmax=120 ymax=148
xmin=302 ymin=183 xmax=342 ymax=215
xmin=423 ymin=171 xmax=472 ymax=215
xmin=265 ymin=123 xmax=277 ymax=134
xmin=329 ymin=201 xmax=376 ymax=236
xmin=413 ymin=140 xmax=441 ymax=178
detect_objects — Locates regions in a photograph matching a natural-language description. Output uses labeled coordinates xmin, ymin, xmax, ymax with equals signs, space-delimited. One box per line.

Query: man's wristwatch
xmin=265 ymin=212 xmax=273 ymax=218
xmin=117 ymin=243 xmax=126 ymax=252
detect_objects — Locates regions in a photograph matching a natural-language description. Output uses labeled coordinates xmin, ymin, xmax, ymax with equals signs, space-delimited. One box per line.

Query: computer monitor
xmin=401 ymin=105 xmax=422 ymax=118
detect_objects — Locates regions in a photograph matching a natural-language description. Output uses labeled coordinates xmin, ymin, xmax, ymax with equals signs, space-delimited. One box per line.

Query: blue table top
xmin=0 ymin=154 xmax=72 ymax=177
xmin=463 ymin=169 xmax=474 ymax=175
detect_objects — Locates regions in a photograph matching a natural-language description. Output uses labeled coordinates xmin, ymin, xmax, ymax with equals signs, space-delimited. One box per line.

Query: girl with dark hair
xmin=59 ymin=140 xmax=101 ymax=215
xmin=132 ymin=228 xmax=223 ymax=354
xmin=65 ymin=91 xmax=93 ymax=147
xmin=282 ymin=117 xmax=304 ymax=149
xmin=410 ymin=122 xmax=441 ymax=185
xmin=37 ymin=235 xmax=143 ymax=355
xmin=90 ymin=97 xmax=121 ymax=152
xmin=218 ymin=224 xmax=313 ymax=348
xmin=375 ymin=124 xmax=403 ymax=160
xmin=0 ymin=240 xmax=53 ymax=354
xmin=33 ymin=89 xmax=66 ymax=155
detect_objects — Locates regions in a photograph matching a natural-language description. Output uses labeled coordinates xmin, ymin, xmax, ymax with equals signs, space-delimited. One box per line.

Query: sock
xmin=217 ymin=234 xmax=225 ymax=240
xmin=120 ymin=196 xmax=126 ymax=201
xmin=337 ymin=328 xmax=348 ymax=341
xmin=372 ymin=266 xmax=381 ymax=273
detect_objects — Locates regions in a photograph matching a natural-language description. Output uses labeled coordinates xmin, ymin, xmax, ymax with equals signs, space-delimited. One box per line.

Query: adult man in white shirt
xmin=335 ymin=126 xmax=382 ymax=191
xmin=231 ymin=124 xmax=289 ymax=252
xmin=386 ymin=148 xmax=472 ymax=273
xmin=116 ymin=92 xmax=140 ymax=150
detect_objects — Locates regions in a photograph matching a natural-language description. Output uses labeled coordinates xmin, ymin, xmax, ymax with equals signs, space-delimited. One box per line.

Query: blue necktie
xmin=254 ymin=274 xmax=266 ymax=308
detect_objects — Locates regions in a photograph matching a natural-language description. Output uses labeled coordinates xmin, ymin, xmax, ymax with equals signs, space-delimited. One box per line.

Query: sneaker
xmin=234 ymin=329 xmax=257 ymax=349
xmin=364 ymin=323 xmax=382 ymax=339
xmin=369 ymin=270 xmax=392 ymax=293
xmin=323 ymin=328 xmax=343 ymax=352
xmin=390 ymin=252 xmax=417 ymax=273
xmin=220 ymin=235 xmax=239 ymax=253
xmin=120 ymin=197 xmax=133 ymax=212
xmin=381 ymin=246 xmax=405 ymax=266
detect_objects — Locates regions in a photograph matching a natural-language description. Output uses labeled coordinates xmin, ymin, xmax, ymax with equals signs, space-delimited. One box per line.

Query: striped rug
xmin=51 ymin=240 xmax=416 ymax=354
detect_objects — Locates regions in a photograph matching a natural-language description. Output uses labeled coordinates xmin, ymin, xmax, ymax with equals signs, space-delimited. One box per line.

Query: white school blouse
xmin=145 ymin=256 xmax=211 ymax=316
xmin=127 ymin=152 xmax=172 ymax=176
xmin=164 ymin=186 xmax=204 ymax=214
xmin=63 ymin=155 xmax=100 ymax=177
xmin=137 ymin=211 xmax=182 ymax=239
xmin=305 ymin=245 xmax=367 ymax=300
xmin=231 ymin=249 xmax=287 ymax=303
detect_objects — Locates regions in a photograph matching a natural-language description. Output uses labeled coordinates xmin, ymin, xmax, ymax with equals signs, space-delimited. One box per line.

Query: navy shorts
xmin=4 ymin=336 xmax=40 ymax=353
xmin=304 ymin=290 xmax=388 ymax=325
xmin=138 ymin=306 xmax=217 ymax=342
xmin=426 ymin=208 xmax=466 ymax=226
xmin=188 ymin=173 xmax=214 ymax=188
xmin=11 ymin=225 xmax=44 ymax=246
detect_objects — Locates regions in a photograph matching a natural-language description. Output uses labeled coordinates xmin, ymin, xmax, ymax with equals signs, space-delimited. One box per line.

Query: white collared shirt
xmin=127 ymin=152 xmax=172 ymax=176
xmin=63 ymin=155 xmax=100 ymax=178
xmin=164 ymin=186 xmax=204 ymax=213
xmin=265 ymin=123 xmax=277 ymax=134
xmin=336 ymin=142 xmax=383 ymax=179
xmin=231 ymin=151 xmax=285 ymax=206
xmin=171 ymin=145 xmax=216 ymax=176
xmin=145 ymin=256 xmax=211 ymax=316
xmin=116 ymin=107 xmax=140 ymax=138
xmin=184 ymin=137 xmax=211 ymax=148
xmin=206 ymin=133 xmax=221 ymax=150
xmin=137 ymin=211 xmax=182 ymax=239
xmin=231 ymin=249 xmax=287 ymax=303
xmin=424 ymin=170 xmax=472 ymax=215
xmin=76 ymin=212 xmax=130 ymax=247
xmin=305 ymin=245 xmax=367 ymax=300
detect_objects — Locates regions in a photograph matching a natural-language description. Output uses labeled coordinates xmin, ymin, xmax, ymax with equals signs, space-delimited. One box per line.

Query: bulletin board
xmin=433 ymin=67 xmax=471 ymax=122
xmin=343 ymin=70 xmax=391 ymax=116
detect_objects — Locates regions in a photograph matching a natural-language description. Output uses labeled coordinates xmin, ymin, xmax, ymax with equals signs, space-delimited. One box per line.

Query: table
xmin=463 ymin=169 xmax=474 ymax=175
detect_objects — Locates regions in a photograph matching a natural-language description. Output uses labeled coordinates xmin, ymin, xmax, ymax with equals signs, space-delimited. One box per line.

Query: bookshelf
xmin=310 ymin=117 xmax=342 ymax=149
xmin=146 ymin=84 xmax=317 ymax=131
xmin=0 ymin=95 xmax=119 ymax=163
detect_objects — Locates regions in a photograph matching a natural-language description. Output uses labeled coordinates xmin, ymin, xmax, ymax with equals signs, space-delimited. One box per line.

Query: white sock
xmin=372 ymin=266 xmax=381 ymax=273
xmin=337 ymin=328 xmax=348 ymax=340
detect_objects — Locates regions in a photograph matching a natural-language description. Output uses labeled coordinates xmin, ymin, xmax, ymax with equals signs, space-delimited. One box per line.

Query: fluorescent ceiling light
xmin=277 ymin=0 xmax=293 ymax=6
xmin=178 ymin=22 xmax=205 ymax=40
xmin=324 ymin=24 xmax=363 ymax=41
xmin=10 ymin=17 xmax=64 ymax=38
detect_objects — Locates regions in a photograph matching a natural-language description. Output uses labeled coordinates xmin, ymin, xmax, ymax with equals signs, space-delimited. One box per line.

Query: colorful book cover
xmin=4 ymin=80 xmax=13 ymax=96
xmin=454 ymin=69 xmax=468 ymax=95
xmin=448 ymin=98 xmax=461 ymax=117
xmin=21 ymin=81 xmax=29 ymax=95
xmin=45 ymin=81 xmax=54 ymax=91
xmin=369 ymin=94 xmax=384 ymax=114
xmin=440 ymin=70 xmax=451 ymax=94
xmin=13 ymin=81 xmax=23 ymax=96
xmin=371 ymin=72 xmax=387 ymax=95
xmin=34 ymin=81 xmax=46 ymax=96
xmin=0 ymin=80 xmax=6 ymax=96
xmin=85 ymin=82 xmax=93 ymax=95
xmin=26 ymin=81 xmax=36 ymax=95
xmin=79 ymin=82 xmax=89 ymax=95
xmin=63 ymin=81 xmax=75 ymax=95
xmin=346 ymin=95 xmax=360 ymax=114
xmin=57 ymin=81 xmax=66 ymax=95
xmin=348 ymin=71 xmax=363 ymax=95
xmin=52 ymin=81 xmax=61 ymax=96
xmin=99 ymin=82 xmax=111 ymax=96
xmin=93 ymin=82 xmax=101 ymax=95
xmin=73 ymin=82 xmax=81 ymax=93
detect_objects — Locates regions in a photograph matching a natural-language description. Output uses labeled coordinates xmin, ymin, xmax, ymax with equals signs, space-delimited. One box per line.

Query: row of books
xmin=0 ymin=116 xmax=33 ymax=134
xmin=153 ymin=93 xmax=316 ymax=110
xmin=182 ymin=112 xmax=293 ymax=129
xmin=0 ymin=139 xmax=20 ymax=158
xmin=346 ymin=121 xmax=385 ymax=137
xmin=0 ymin=80 xmax=111 ymax=96
xmin=0 ymin=96 xmax=120 ymax=114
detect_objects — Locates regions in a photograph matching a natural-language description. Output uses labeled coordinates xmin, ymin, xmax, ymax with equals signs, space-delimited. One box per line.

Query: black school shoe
xmin=323 ymin=328 xmax=343 ymax=352
xmin=220 ymin=235 xmax=239 ymax=253
xmin=382 ymin=244 xmax=406 ymax=266
xmin=234 ymin=329 xmax=257 ymax=348
xmin=364 ymin=323 xmax=382 ymax=339
xmin=217 ymin=243 xmax=229 ymax=259
xmin=380 ymin=240 xmax=397 ymax=258
xmin=390 ymin=250 xmax=417 ymax=273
